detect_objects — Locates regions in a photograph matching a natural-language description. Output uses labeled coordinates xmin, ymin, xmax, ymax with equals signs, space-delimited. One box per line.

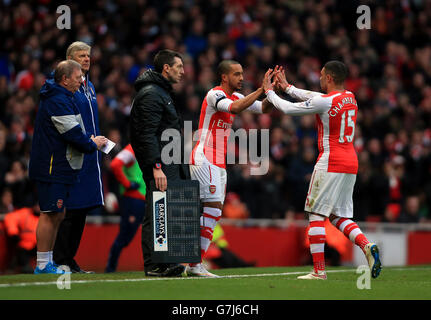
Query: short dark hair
xmin=153 ymin=50 xmax=183 ymax=73
xmin=217 ymin=60 xmax=240 ymax=81
xmin=323 ymin=61 xmax=348 ymax=84
xmin=54 ymin=60 xmax=81 ymax=83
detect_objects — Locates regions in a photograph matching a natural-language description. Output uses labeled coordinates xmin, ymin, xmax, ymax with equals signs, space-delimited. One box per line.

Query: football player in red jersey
xmin=263 ymin=62 xmax=381 ymax=280
xmin=188 ymin=61 xmax=273 ymax=277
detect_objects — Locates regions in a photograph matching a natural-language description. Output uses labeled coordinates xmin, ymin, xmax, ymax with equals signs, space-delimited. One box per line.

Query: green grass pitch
xmin=0 ymin=265 xmax=430 ymax=300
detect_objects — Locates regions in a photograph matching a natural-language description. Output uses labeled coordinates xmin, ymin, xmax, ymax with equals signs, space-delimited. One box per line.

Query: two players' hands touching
xmin=262 ymin=65 xmax=291 ymax=93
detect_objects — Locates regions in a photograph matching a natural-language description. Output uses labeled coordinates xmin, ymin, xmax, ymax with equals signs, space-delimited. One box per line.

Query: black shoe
xmin=164 ymin=264 xmax=186 ymax=277
xmin=145 ymin=264 xmax=185 ymax=277
xmin=69 ymin=259 xmax=95 ymax=274
xmin=145 ymin=265 xmax=167 ymax=277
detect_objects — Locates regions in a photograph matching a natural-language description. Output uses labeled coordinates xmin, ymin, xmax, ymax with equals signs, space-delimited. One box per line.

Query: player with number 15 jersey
xmin=263 ymin=61 xmax=381 ymax=281
xmin=265 ymin=67 xmax=358 ymax=217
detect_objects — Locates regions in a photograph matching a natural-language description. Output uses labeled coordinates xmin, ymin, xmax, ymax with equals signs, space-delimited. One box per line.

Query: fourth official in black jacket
xmin=130 ymin=50 xmax=189 ymax=277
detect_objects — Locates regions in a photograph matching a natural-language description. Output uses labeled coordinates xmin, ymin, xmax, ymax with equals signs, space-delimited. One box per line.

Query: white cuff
xmin=285 ymin=84 xmax=294 ymax=95
xmin=265 ymin=89 xmax=274 ymax=96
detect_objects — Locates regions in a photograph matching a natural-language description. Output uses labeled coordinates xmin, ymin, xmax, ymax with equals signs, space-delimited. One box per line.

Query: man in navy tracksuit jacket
xmin=29 ymin=60 xmax=107 ymax=274
xmin=53 ymin=42 xmax=105 ymax=273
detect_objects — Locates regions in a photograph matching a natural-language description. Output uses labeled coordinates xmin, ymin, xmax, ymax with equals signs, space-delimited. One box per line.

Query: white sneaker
xmin=297 ymin=270 xmax=327 ymax=280
xmin=186 ymin=263 xmax=220 ymax=278
xmin=364 ymin=242 xmax=382 ymax=278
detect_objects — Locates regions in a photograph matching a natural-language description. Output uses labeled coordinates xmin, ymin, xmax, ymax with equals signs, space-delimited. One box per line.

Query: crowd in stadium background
xmin=0 ymin=0 xmax=430 ymax=224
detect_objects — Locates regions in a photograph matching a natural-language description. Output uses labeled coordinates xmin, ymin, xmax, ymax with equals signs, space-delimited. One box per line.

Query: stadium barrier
xmin=0 ymin=215 xmax=430 ymax=273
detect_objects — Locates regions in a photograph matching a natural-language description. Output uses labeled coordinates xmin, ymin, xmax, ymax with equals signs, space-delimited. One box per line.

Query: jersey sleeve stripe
xmin=215 ymin=96 xmax=227 ymax=109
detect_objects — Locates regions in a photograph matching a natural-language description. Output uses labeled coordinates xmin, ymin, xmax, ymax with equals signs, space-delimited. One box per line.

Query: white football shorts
xmin=190 ymin=157 xmax=227 ymax=203
xmin=304 ymin=168 xmax=356 ymax=218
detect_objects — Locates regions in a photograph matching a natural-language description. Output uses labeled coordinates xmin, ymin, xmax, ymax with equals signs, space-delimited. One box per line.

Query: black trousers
xmin=141 ymin=163 xmax=190 ymax=272
xmin=53 ymin=205 xmax=101 ymax=266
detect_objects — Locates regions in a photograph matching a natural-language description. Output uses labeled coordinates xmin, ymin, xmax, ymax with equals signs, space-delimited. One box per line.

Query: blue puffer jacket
xmin=29 ymin=79 xmax=98 ymax=185
xmin=67 ymin=73 xmax=105 ymax=209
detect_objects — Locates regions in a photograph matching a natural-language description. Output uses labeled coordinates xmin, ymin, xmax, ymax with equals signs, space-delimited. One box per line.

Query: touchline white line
xmin=0 ymin=267 xmax=428 ymax=289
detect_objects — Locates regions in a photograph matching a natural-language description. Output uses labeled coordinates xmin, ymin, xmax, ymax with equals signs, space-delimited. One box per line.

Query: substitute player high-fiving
xmin=188 ymin=61 xmax=273 ymax=277
xmin=263 ymin=61 xmax=382 ymax=280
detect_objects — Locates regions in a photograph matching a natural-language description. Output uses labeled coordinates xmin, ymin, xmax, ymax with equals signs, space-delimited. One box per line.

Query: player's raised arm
xmin=237 ymin=94 xmax=274 ymax=114
xmin=228 ymin=87 xmax=264 ymax=114
xmin=274 ymin=66 xmax=322 ymax=101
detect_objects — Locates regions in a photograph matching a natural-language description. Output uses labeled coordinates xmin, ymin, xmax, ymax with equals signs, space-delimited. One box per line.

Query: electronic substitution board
xmin=149 ymin=180 xmax=201 ymax=263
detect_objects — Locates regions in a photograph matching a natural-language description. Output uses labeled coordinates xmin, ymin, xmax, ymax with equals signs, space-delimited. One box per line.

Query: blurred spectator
xmin=4 ymin=201 xmax=39 ymax=273
xmin=286 ymin=146 xmax=316 ymax=213
xmin=398 ymin=194 xmax=423 ymax=223
xmin=384 ymin=203 xmax=402 ymax=223
xmin=222 ymin=192 xmax=249 ymax=219
xmin=269 ymin=126 xmax=288 ymax=164
xmin=4 ymin=159 xmax=34 ymax=208
xmin=185 ymin=18 xmax=208 ymax=59
xmin=0 ymin=188 xmax=14 ymax=214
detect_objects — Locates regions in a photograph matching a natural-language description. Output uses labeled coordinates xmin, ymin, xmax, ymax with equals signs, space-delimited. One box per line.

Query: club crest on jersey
xmin=56 ymin=199 xmax=64 ymax=209
xmin=209 ymin=185 xmax=217 ymax=194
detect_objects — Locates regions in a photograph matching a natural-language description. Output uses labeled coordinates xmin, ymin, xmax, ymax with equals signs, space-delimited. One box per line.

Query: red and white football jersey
xmin=190 ymin=86 xmax=262 ymax=168
xmin=266 ymin=86 xmax=358 ymax=174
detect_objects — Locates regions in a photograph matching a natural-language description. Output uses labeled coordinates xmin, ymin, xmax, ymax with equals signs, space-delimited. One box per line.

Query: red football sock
xmin=308 ymin=221 xmax=326 ymax=273
xmin=332 ymin=217 xmax=370 ymax=251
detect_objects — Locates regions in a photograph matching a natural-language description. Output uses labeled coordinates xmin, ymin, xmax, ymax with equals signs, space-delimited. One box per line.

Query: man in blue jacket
xmin=29 ymin=60 xmax=107 ymax=274
xmin=53 ymin=42 xmax=105 ymax=273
